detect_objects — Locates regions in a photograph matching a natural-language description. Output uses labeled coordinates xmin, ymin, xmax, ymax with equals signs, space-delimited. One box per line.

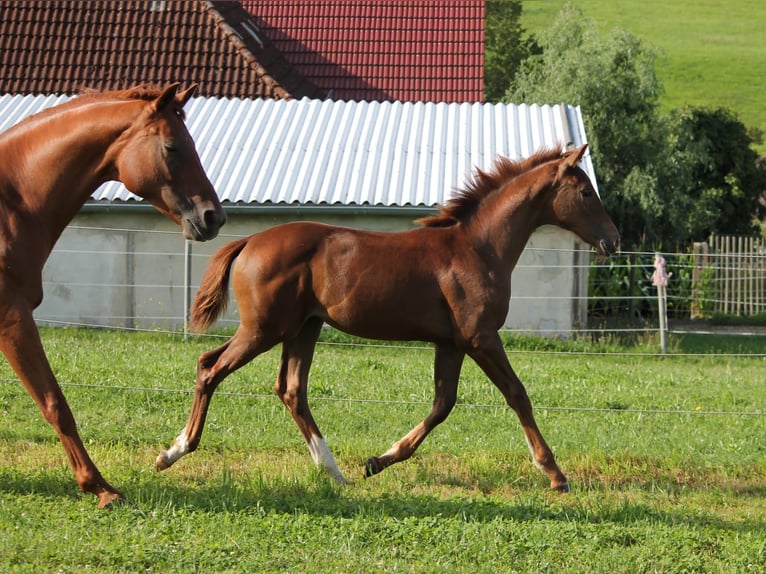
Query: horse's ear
xmin=177 ymin=84 xmax=198 ymax=107
xmin=153 ymin=83 xmax=181 ymax=112
xmin=557 ymin=144 xmax=588 ymax=180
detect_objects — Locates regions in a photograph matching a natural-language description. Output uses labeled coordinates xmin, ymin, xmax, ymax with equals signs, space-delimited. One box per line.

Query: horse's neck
xmin=3 ymin=100 xmax=139 ymax=246
xmin=470 ymin=171 xmax=551 ymax=271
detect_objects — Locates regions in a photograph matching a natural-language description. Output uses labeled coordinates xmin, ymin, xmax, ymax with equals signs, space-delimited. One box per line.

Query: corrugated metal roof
xmin=0 ymin=94 xmax=596 ymax=207
xmin=241 ymin=0 xmax=485 ymax=103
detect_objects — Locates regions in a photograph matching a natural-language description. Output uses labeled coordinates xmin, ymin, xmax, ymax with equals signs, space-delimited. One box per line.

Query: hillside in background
xmin=521 ymin=0 xmax=766 ymax=154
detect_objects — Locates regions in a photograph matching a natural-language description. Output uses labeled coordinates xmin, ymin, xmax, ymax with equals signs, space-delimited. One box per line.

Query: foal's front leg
xmin=365 ymin=344 xmax=465 ymax=477
xmin=469 ymin=333 xmax=569 ymax=491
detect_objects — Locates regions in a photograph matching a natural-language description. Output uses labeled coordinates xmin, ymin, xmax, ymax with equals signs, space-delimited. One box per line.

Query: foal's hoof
xmin=364 ymin=457 xmax=381 ymax=478
xmin=155 ymin=451 xmax=172 ymax=471
xmin=551 ymin=482 xmax=571 ymax=493
xmin=97 ymin=490 xmax=125 ymax=510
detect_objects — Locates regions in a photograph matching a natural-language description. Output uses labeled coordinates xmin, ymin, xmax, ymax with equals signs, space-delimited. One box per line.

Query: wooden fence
xmin=693 ymin=235 xmax=766 ymax=316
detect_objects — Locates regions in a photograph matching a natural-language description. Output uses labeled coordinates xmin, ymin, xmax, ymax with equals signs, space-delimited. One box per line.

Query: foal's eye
xmin=164 ymin=143 xmax=178 ymax=153
xmin=580 ymin=188 xmax=593 ymax=198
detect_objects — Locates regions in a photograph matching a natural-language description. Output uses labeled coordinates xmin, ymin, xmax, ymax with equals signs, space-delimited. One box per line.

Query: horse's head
xmin=114 ymin=83 xmax=226 ymax=241
xmin=545 ymin=145 xmax=620 ymax=256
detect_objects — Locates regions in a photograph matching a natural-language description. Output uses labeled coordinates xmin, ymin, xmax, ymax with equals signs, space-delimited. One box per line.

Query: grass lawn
xmin=0 ymin=327 xmax=764 ymax=572
xmin=521 ymin=0 xmax=766 ymax=153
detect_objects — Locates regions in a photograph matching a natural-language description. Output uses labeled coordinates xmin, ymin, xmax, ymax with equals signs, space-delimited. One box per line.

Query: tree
xmin=506 ymin=5 xmax=664 ymax=248
xmin=663 ymin=106 xmax=766 ymax=240
xmin=505 ymin=5 xmax=766 ymax=248
xmin=484 ymin=0 xmax=532 ymax=102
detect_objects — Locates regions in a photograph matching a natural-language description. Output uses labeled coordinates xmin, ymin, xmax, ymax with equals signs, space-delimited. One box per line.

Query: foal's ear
xmin=177 ymin=84 xmax=198 ymax=107
xmin=153 ymin=83 xmax=181 ymax=113
xmin=557 ymin=144 xmax=588 ymax=180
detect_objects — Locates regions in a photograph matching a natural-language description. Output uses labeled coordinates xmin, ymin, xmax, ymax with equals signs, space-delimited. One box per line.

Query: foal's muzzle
xmin=596 ymin=236 xmax=620 ymax=257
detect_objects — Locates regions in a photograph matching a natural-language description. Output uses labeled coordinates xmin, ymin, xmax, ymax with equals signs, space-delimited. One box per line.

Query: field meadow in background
xmin=0 ymin=327 xmax=764 ymax=572
xmin=521 ymin=0 xmax=766 ymax=154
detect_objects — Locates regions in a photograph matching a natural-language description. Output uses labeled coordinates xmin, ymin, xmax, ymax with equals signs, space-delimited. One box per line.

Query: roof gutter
xmin=79 ymin=201 xmax=436 ymax=218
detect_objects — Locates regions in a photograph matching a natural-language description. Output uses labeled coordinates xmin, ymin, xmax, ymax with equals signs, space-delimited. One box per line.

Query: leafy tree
xmin=663 ymin=106 xmax=766 ymax=240
xmin=484 ymin=0 xmax=533 ymax=102
xmin=506 ymin=4 xmax=664 ymax=248
xmin=504 ymin=4 xmax=766 ymax=249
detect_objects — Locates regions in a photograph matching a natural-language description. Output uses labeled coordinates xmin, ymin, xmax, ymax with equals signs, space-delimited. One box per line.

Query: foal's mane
xmin=416 ymin=146 xmax=563 ymax=227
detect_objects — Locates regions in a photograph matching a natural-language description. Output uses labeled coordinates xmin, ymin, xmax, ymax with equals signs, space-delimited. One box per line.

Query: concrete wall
xmin=37 ymin=207 xmax=590 ymax=336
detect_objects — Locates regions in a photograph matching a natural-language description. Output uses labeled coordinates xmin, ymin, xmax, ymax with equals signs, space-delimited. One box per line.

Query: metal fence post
xmin=652 ymin=253 xmax=671 ymax=354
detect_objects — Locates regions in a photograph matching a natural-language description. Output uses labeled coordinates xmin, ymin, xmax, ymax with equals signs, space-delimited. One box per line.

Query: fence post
xmin=184 ymin=239 xmax=192 ymax=340
xmin=652 ymin=253 xmax=671 ymax=354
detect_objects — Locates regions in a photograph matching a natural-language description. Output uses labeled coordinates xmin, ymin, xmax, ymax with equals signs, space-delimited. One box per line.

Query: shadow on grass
xmin=2 ymin=465 xmax=763 ymax=537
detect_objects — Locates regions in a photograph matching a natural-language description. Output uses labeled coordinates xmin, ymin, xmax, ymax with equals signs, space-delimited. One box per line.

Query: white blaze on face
xmin=308 ymin=434 xmax=347 ymax=484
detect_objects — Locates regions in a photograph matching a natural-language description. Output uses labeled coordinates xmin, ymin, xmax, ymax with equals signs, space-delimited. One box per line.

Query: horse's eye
xmin=580 ymin=188 xmax=593 ymax=198
xmin=164 ymin=143 xmax=178 ymax=153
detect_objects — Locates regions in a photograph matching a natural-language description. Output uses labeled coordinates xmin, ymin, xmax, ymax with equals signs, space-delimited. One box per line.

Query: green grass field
xmin=521 ymin=0 xmax=766 ymax=153
xmin=0 ymin=328 xmax=764 ymax=572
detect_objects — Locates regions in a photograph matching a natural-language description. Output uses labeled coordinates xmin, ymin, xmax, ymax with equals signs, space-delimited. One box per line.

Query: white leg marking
xmin=159 ymin=431 xmax=190 ymax=467
xmin=524 ymin=436 xmax=546 ymax=473
xmin=308 ymin=434 xmax=347 ymax=484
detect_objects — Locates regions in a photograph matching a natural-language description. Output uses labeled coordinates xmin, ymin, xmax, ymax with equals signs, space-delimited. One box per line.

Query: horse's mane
xmin=22 ymin=84 xmax=185 ymax=124
xmin=416 ymin=146 xmax=563 ymax=227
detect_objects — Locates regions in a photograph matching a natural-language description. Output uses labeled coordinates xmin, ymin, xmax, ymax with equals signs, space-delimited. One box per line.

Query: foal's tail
xmin=190 ymin=237 xmax=249 ymax=333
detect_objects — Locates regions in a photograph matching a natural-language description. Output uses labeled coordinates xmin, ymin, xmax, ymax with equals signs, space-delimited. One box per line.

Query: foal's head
xmin=113 ymin=83 xmax=225 ymax=241
xmin=543 ymin=145 xmax=620 ymax=256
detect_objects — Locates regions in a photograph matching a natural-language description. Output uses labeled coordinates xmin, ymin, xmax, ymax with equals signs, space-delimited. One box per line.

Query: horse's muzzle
xmin=182 ymin=206 xmax=226 ymax=241
xmin=596 ymin=236 xmax=620 ymax=257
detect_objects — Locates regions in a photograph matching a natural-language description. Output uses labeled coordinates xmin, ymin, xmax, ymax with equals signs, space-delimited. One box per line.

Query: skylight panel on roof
xmin=241 ymin=20 xmax=264 ymax=49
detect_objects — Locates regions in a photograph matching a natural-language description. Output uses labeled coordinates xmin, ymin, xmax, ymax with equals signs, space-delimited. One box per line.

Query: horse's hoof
xmin=551 ymin=482 xmax=570 ymax=493
xmin=364 ymin=457 xmax=380 ymax=478
xmin=97 ymin=490 xmax=125 ymax=510
xmin=155 ymin=452 xmax=171 ymax=471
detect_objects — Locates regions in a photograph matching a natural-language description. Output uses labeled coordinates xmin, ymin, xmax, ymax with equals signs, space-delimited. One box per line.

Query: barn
xmin=0 ymin=0 xmax=599 ymax=336
xmin=0 ymin=93 xmax=596 ymax=335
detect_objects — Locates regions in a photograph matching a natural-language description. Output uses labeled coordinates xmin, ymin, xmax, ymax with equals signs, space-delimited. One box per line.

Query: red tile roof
xmin=0 ymin=0 xmax=324 ymax=99
xmin=241 ymin=0 xmax=485 ymax=103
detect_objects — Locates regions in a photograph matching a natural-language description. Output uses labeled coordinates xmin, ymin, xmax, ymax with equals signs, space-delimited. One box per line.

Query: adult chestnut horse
xmin=157 ymin=144 xmax=619 ymax=491
xmin=0 ymin=83 xmax=225 ymax=507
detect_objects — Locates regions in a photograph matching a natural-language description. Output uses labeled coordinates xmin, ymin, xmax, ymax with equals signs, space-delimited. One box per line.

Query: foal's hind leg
xmin=469 ymin=334 xmax=569 ymax=492
xmin=275 ymin=318 xmax=346 ymax=483
xmin=155 ymin=327 xmax=273 ymax=470
xmin=365 ymin=344 xmax=465 ymax=477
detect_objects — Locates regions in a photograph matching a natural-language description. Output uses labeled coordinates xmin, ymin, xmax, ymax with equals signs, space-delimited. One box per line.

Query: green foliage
xmin=506 ymin=5 xmax=664 ymax=247
xmin=520 ymin=0 xmax=766 ymax=156
xmin=502 ymin=4 xmax=766 ymax=249
xmin=664 ymin=107 xmax=766 ymax=239
xmin=588 ymin=252 xmax=718 ymax=322
xmin=484 ymin=0 xmax=532 ymax=102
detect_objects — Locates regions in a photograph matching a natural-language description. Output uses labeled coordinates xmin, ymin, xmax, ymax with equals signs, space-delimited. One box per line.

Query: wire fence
xmin=9 ymin=221 xmax=763 ymax=423
xmin=36 ymin=224 xmax=766 ymax=340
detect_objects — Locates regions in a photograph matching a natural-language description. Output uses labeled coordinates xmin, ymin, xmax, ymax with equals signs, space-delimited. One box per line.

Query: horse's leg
xmin=0 ymin=304 xmax=123 ymax=508
xmin=468 ymin=334 xmax=569 ymax=492
xmin=365 ymin=343 xmax=464 ymax=477
xmin=155 ymin=327 xmax=272 ymax=470
xmin=274 ymin=318 xmax=346 ymax=483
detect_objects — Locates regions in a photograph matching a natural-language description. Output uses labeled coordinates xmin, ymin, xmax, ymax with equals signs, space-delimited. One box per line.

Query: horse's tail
xmin=190 ymin=236 xmax=249 ymax=333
